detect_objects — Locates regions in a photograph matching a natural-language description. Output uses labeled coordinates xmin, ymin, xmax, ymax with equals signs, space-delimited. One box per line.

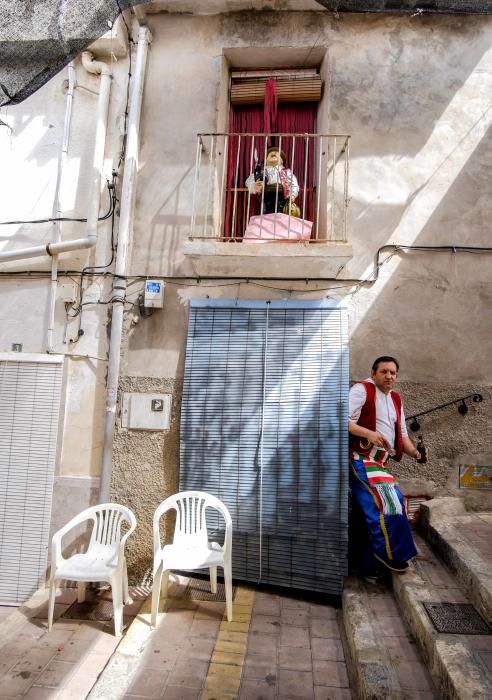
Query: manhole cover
xmin=423 ymin=602 xmax=491 ymax=635
xmin=184 ymin=578 xmax=236 ymax=602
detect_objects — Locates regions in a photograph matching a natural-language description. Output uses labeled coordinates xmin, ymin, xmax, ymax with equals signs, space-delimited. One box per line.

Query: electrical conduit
xmin=99 ymin=27 xmax=152 ymax=502
xmin=46 ymin=61 xmax=76 ymax=352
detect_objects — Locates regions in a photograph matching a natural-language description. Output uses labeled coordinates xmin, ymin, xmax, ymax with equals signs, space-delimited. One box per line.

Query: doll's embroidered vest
xmin=349 ymin=381 xmax=404 ymax=462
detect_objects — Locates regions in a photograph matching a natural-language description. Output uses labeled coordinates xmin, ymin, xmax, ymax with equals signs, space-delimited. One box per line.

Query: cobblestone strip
xmin=201 ymin=587 xmax=255 ymax=700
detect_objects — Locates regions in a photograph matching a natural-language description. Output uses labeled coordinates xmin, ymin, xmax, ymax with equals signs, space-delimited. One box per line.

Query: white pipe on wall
xmin=0 ymin=53 xmax=112 ymax=264
xmin=46 ymin=62 xmax=76 ymax=353
xmin=99 ymin=27 xmax=152 ymax=503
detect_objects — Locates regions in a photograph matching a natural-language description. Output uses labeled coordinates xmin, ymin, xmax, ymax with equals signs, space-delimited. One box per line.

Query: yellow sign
xmin=459 ymin=464 xmax=492 ymax=490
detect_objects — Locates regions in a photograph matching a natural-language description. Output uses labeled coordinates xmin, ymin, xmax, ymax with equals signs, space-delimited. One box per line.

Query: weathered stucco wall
xmin=0 ymin=42 xmax=131 ymax=563
xmin=384 ymin=381 xmax=491 ymax=508
xmin=111 ymin=376 xmax=182 ymax=582
xmin=127 ymin=10 xmax=492 ymax=382
xmin=3 ymin=8 xmax=490 ymax=583
xmin=108 ymin=11 xmax=492 ymax=578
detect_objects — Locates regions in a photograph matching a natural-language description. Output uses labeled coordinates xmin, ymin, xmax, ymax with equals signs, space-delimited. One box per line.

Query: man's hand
xmin=402 ymin=436 xmax=424 ymax=460
xmin=367 ymin=431 xmax=391 ymax=450
xmin=289 ymin=194 xmax=296 ymax=202
xmin=254 ymin=181 xmax=263 ymax=194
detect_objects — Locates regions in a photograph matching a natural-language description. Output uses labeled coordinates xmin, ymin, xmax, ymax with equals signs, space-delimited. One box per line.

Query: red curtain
xmin=224 ymin=103 xmax=317 ymax=240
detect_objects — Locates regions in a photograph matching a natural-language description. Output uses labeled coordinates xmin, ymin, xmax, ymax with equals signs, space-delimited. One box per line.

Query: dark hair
xmin=372 ymin=356 xmax=399 ymax=372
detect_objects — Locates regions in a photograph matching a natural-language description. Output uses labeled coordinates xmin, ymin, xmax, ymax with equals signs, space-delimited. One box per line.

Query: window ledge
xmin=183 ymin=240 xmax=353 ymax=277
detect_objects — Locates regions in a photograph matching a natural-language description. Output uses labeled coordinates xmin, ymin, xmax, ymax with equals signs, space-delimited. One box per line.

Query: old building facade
xmin=0 ymin=1 xmax=491 ymax=594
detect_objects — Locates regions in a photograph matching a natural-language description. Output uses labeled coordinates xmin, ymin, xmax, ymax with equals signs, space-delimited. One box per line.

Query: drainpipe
xmin=46 ymin=62 xmax=76 ymax=353
xmin=0 ymin=53 xmax=112 ymax=263
xmin=99 ymin=27 xmax=152 ymax=502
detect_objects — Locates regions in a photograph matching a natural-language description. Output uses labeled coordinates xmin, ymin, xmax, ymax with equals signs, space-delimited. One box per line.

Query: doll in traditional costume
xmin=246 ymin=146 xmax=299 ymax=215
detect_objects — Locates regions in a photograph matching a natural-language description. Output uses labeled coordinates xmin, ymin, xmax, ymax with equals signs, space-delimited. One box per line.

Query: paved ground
xmin=2 ymin=511 xmax=490 ymax=700
xmin=0 ymin=578 xmax=352 ymax=700
xmin=0 ymin=588 xmax=147 ymax=700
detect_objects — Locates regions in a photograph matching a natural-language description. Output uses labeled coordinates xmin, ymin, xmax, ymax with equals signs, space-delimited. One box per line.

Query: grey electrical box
xmin=121 ymin=393 xmax=172 ymax=431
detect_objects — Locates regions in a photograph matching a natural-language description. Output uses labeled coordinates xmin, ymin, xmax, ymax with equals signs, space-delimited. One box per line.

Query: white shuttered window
xmin=0 ymin=355 xmax=63 ymax=604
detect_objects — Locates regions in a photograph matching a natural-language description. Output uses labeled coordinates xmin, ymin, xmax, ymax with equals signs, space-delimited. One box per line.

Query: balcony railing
xmin=190 ymin=132 xmax=350 ymax=243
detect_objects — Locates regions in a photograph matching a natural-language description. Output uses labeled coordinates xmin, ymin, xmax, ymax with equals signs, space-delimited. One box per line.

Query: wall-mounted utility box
xmin=144 ymin=280 xmax=165 ymax=308
xmin=58 ymin=282 xmax=77 ymax=303
xmin=121 ymin=393 xmax=172 ymax=431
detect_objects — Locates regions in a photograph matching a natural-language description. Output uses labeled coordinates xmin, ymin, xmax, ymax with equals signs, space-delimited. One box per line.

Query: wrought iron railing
xmin=190 ymin=132 xmax=350 ymax=242
xmin=406 ymin=393 xmax=484 ymax=431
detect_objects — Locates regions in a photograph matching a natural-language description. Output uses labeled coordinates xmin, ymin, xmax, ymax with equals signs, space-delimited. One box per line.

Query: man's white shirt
xmin=349 ymin=377 xmax=408 ymax=450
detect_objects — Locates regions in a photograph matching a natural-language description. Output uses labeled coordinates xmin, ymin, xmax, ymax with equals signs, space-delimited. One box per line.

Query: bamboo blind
xmin=230 ymin=75 xmax=322 ymax=104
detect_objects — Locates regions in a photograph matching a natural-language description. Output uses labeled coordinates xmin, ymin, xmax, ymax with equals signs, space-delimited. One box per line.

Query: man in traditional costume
xmin=349 ymin=356 xmax=421 ymax=579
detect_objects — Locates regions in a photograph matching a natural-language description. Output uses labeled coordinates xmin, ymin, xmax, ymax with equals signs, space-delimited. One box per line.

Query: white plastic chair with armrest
xmin=48 ymin=503 xmax=136 ymax=637
xmin=151 ymin=491 xmax=233 ymax=627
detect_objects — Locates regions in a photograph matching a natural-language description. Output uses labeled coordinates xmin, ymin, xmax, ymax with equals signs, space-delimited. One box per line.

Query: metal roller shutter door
xmin=180 ymin=300 xmax=348 ymax=596
xmin=0 ymin=356 xmax=63 ymax=604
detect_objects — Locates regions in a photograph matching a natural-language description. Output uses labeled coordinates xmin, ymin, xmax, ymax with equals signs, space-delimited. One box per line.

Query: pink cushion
xmin=243 ymin=213 xmax=313 ymax=242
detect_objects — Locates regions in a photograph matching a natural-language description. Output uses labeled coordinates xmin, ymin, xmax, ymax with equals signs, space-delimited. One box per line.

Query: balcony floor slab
xmin=183 ymin=240 xmax=353 ymax=278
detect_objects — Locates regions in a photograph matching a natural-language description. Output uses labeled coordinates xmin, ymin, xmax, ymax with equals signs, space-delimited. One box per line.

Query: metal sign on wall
xmin=459 ymin=464 xmax=492 ymax=489
xmin=179 ymin=299 xmax=349 ymax=596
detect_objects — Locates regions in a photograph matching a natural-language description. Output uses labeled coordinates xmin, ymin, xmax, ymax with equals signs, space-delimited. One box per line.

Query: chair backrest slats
xmin=154 ymin=491 xmax=231 ymax=550
xmin=85 ymin=506 xmax=133 ymax=548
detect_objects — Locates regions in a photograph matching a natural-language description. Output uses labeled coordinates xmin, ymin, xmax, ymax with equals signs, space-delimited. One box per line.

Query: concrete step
xmin=392 ymin=532 xmax=492 ymax=700
xmin=419 ymin=498 xmax=492 ymax=624
xmin=342 ymin=575 xmax=438 ymax=699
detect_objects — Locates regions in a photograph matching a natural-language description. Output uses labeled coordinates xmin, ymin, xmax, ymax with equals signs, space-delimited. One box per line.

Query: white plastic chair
xmin=151 ymin=491 xmax=233 ymax=627
xmin=48 ymin=503 xmax=136 ymax=637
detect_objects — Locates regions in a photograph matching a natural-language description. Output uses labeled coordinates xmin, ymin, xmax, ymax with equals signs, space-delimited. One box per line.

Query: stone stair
xmin=342 ymin=498 xmax=492 ymax=700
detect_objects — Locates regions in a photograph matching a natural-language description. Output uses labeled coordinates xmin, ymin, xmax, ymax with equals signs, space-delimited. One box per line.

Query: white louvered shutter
xmin=0 ymin=355 xmax=63 ymax=604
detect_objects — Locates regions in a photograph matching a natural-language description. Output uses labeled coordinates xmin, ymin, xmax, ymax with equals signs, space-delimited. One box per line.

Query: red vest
xmin=349 ymin=381 xmax=404 ymax=462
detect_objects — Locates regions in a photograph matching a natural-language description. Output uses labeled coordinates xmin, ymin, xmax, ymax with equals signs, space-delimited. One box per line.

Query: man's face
xmin=266 ymin=150 xmax=282 ymax=167
xmin=371 ymin=361 xmax=398 ymax=394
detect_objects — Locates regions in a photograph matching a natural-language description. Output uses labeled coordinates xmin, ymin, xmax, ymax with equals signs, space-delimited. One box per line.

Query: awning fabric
xmin=0 ymin=1 xmax=146 ymax=107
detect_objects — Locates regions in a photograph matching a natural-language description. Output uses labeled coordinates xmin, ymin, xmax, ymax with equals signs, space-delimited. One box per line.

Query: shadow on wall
xmin=332 ymin=15 xmax=492 ymax=272
xmin=0 ymin=69 xmax=99 ymax=254
xmin=134 ymin=163 xmax=195 ymax=278
xmin=130 ymin=14 xmax=492 ymax=280
xmin=349 ymin=122 xmax=492 ymax=384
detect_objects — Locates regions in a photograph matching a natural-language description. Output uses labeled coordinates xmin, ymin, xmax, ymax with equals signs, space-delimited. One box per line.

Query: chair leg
xmin=77 ymin=581 xmax=86 ymax=603
xmin=48 ymin=579 xmax=57 ymax=631
xmin=224 ymin=560 xmax=233 ymax=623
xmin=123 ymin=559 xmax=132 ymax=605
xmin=209 ymin=566 xmax=217 ymax=594
xmin=151 ymin=564 xmax=163 ymax=628
xmin=111 ymin=576 xmax=123 ymax=637
xmin=161 ymin=569 xmax=170 ymax=598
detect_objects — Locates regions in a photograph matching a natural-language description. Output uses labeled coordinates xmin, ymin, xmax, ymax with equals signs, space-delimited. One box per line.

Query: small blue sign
xmin=146 ymin=281 xmax=161 ymax=294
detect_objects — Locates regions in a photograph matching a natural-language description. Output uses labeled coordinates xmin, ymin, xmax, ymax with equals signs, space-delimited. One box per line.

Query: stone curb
xmin=392 ymin=564 xmax=492 ymax=700
xmin=420 ymin=509 xmax=492 ymax=624
xmin=341 ymin=576 xmax=403 ymax=700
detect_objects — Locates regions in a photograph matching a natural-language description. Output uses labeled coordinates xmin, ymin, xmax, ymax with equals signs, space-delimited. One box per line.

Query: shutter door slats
xmin=0 ymin=359 xmax=63 ymax=604
xmin=180 ymin=301 xmax=348 ymax=596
